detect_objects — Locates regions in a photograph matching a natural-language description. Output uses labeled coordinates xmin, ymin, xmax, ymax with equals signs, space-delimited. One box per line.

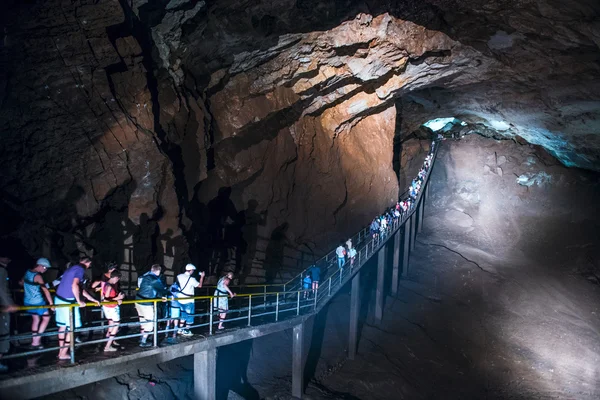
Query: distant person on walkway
xmin=348 ymin=246 xmax=357 ymax=267
xmin=336 ymin=242 xmax=346 ymax=270
xmin=101 ymin=270 xmax=124 ymax=352
xmin=20 ymin=258 xmax=54 ymax=349
xmin=55 ymin=256 xmax=100 ymax=361
xmin=214 ymin=272 xmax=235 ymax=330
xmin=135 ymin=264 xmax=170 ymax=348
xmin=172 ymin=264 xmax=205 ymax=337
xmin=302 ymin=273 xmax=312 ymax=299
xmin=370 ymin=218 xmax=380 ymax=240
xmin=0 ymin=256 xmax=17 ymax=372
xmin=308 ymin=263 xmax=320 ymax=294
xmin=345 ymin=238 xmax=352 ymax=251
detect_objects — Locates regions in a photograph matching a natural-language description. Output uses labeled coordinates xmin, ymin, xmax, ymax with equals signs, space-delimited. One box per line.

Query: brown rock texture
xmin=0 ymin=0 xmax=599 ymax=283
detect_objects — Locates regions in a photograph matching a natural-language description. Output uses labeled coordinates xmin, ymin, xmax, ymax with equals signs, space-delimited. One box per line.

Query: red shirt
xmin=102 ymin=283 xmax=118 ymax=308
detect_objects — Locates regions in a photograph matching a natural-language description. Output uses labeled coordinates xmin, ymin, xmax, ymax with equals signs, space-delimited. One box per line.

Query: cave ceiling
xmin=0 ymin=0 xmax=598 ymax=261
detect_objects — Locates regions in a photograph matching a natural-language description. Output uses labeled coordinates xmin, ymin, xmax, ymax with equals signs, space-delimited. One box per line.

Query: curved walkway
xmin=0 ymin=140 xmax=439 ymax=399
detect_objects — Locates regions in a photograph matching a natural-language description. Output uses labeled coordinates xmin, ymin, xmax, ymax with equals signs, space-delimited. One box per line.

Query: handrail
xmin=1 ymin=139 xmax=438 ymax=372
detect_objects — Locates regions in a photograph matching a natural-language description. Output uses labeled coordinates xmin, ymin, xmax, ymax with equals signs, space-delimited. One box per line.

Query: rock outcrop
xmin=0 ymin=0 xmax=598 ymax=282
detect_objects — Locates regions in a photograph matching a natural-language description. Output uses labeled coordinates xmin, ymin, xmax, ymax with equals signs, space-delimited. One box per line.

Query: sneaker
xmin=112 ymin=340 xmax=121 ymax=347
xmin=179 ymin=329 xmax=193 ymax=337
xmin=139 ymin=342 xmax=152 ymax=348
xmin=104 ymin=346 xmax=118 ymax=352
xmin=75 ymin=336 xmax=83 ymax=344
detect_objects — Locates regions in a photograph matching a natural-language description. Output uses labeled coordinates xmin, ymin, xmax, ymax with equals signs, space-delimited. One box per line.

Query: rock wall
xmin=1 ymin=0 xmax=598 ymax=282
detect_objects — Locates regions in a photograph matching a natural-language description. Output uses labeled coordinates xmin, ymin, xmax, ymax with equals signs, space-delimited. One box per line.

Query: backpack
xmin=170 ymin=275 xmax=192 ymax=295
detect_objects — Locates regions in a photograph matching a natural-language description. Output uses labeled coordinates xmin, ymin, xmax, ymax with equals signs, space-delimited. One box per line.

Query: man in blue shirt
xmin=55 ymin=256 xmax=100 ymax=361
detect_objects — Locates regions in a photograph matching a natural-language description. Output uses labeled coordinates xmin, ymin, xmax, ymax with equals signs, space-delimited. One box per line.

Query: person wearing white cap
xmin=19 ymin=258 xmax=54 ymax=349
xmin=171 ymin=263 xmax=204 ymax=337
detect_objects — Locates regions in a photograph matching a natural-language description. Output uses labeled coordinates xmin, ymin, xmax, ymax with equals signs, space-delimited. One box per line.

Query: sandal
xmin=104 ymin=346 xmax=118 ymax=352
xmin=57 ymin=355 xmax=71 ymax=361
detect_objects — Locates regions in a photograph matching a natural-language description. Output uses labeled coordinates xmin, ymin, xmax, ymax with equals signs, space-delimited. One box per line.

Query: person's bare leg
xmin=218 ymin=312 xmax=226 ymax=329
xmin=104 ymin=321 xmax=119 ymax=351
xmin=57 ymin=326 xmax=70 ymax=359
xmin=38 ymin=314 xmax=50 ymax=340
xmin=31 ymin=315 xmax=40 ymax=346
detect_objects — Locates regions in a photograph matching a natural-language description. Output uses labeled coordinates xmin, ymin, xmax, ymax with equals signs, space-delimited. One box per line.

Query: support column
xmin=391 ymin=231 xmax=401 ymax=296
xmin=375 ymin=245 xmax=386 ymax=324
xmin=417 ymin=198 xmax=424 ymax=234
xmin=401 ymin=219 xmax=410 ymax=278
xmin=348 ymin=272 xmax=360 ymax=360
xmin=292 ymin=323 xmax=304 ymax=398
xmin=410 ymin=212 xmax=416 ymax=251
xmin=194 ymin=348 xmax=217 ymax=400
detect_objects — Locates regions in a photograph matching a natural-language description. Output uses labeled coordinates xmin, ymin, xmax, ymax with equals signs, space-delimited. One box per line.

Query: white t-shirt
xmin=175 ymin=273 xmax=199 ymax=304
xmin=336 ymin=246 xmax=345 ymax=258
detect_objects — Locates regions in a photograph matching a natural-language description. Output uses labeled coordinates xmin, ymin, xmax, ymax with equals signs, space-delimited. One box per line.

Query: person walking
xmin=21 ymin=258 xmax=54 ymax=349
xmin=101 ymin=270 xmax=124 ymax=352
xmin=135 ymin=264 xmax=170 ymax=348
xmin=348 ymin=246 xmax=357 ymax=267
xmin=55 ymin=256 xmax=100 ymax=361
xmin=308 ymin=263 xmax=320 ymax=294
xmin=172 ymin=264 xmax=205 ymax=337
xmin=213 ymin=272 xmax=235 ymax=330
xmin=336 ymin=242 xmax=346 ymax=271
xmin=302 ymin=273 xmax=312 ymax=299
xmin=0 ymin=256 xmax=17 ymax=372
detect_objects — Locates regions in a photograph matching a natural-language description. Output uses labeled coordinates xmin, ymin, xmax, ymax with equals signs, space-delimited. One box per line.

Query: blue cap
xmin=36 ymin=258 xmax=51 ymax=268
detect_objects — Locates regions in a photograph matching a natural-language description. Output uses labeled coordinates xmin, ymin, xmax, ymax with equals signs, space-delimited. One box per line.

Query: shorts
xmin=303 ymin=284 xmax=310 ymax=290
xmin=169 ymin=300 xmax=181 ymax=320
xmin=54 ymin=297 xmax=81 ymax=329
xmin=102 ymin=306 xmax=120 ymax=322
xmin=178 ymin=301 xmax=195 ymax=325
xmin=135 ymin=303 xmax=155 ymax=332
xmin=25 ymin=301 xmax=49 ymax=316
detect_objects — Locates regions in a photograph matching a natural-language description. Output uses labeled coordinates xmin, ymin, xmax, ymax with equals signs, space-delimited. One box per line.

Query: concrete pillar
xmin=410 ymin=212 xmax=416 ymax=251
xmin=194 ymin=348 xmax=217 ymax=400
xmin=391 ymin=231 xmax=400 ymax=296
xmin=375 ymin=245 xmax=386 ymax=324
xmin=402 ymin=217 xmax=410 ymax=278
xmin=348 ymin=272 xmax=360 ymax=360
xmin=417 ymin=198 xmax=424 ymax=234
xmin=292 ymin=323 xmax=304 ymax=398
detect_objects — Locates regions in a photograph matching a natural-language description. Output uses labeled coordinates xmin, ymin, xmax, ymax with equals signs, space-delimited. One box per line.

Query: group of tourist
xmin=0 ymin=140 xmax=438 ymax=371
xmin=0 ymin=255 xmax=237 ymax=368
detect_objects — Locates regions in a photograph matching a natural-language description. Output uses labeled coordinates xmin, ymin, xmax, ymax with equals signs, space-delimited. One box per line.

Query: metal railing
xmin=2 ymin=140 xmax=438 ymax=370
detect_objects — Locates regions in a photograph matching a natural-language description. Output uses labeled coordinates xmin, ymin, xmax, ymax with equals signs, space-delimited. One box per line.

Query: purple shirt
xmin=56 ymin=264 xmax=85 ymax=299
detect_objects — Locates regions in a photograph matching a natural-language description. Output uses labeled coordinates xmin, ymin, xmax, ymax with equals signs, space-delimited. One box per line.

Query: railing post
xmin=328 ymin=277 xmax=332 ymax=296
xmin=69 ymin=306 xmax=75 ymax=364
xmin=313 ymin=287 xmax=318 ymax=310
xmin=263 ymin=285 xmax=267 ymax=308
xmin=275 ymin=293 xmax=279 ymax=322
xmin=296 ymin=291 xmax=300 ymax=316
xmin=248 ymin=295 xmax=252 ymax=326
xmin=209 ymin=298 xmax=214 ymax=335
xmin=153 ymin=301 xmax=158 ymax=347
